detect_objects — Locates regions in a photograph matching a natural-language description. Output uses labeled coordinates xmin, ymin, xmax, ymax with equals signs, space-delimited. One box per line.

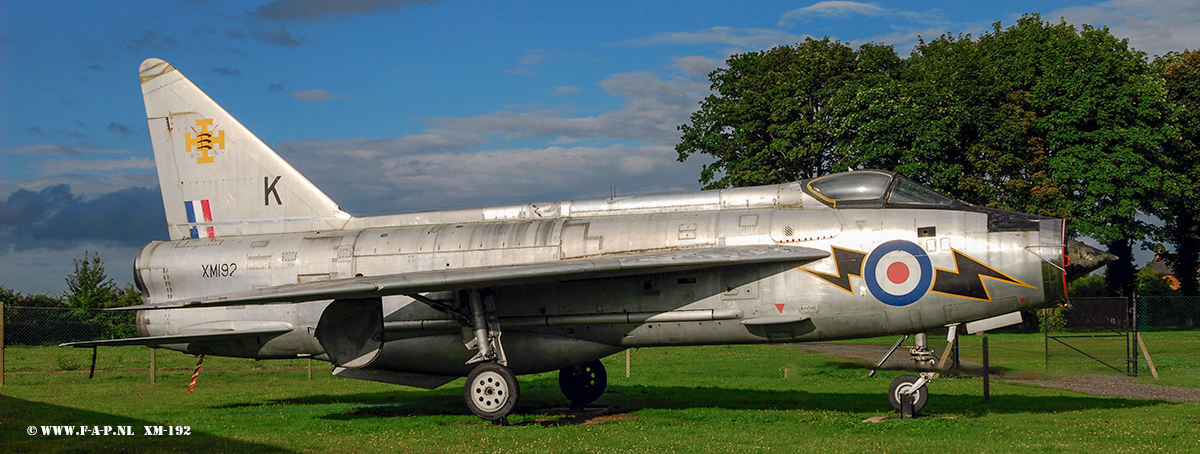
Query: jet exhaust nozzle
xmin=1065 ymin=240 xmax=1118 ymax=281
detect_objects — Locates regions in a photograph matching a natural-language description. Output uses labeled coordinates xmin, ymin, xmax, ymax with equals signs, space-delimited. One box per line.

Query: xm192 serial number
xmin=202 ymin=263 xmax=237 ymax=278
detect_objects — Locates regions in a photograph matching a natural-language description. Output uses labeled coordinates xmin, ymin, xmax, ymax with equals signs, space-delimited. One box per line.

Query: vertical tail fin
xmin=139 ymin=58 xmax=350 ymax=240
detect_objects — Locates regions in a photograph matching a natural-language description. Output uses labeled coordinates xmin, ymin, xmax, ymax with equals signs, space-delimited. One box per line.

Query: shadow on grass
xmin=0 ymin=395 xmax=291 ymax=453
xmin=203 ymin=373 xmax=1170 ymax=427
xmin=823 ymin=360 xmax=1019 ymax=378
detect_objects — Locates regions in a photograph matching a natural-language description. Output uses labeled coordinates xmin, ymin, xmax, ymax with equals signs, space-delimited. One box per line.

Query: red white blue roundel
xmin=864 ymin=240 xmax=933 ymax=306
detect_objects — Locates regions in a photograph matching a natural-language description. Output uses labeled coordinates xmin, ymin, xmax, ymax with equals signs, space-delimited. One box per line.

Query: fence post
xmin=1 ymin=300 xmax=5 ymax=387
xmin=625 ymin=349 xmax=631 ymax=378
xmin=150 ymin=348 xmax=156 ymax=384
xmin=982 ymin=334 xmax=989 ymax=402
xmin=1044 ymin=312 xmax=1049 ymax=373
xmin=1131 ymin=293 xmax=1139 ymax=377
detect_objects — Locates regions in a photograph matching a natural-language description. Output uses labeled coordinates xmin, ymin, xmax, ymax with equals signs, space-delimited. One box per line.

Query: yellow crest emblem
xmin=185 ymin=119 xmax=225 ymax=164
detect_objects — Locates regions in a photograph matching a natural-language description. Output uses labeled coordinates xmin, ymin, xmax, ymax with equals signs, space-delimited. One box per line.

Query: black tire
xmin=464 ymin=362 xmax=520 ymax=421
xmin=558 ymin=359 xmax=607 ymax=408
xmin=888 ymin=374 xmax=928 ymax=414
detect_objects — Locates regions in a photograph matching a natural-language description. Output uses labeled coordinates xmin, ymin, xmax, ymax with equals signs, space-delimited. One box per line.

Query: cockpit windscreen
xmin=805 ymin=170 xmax=960 ymax=208
xmin=887 ymin=178 xmax=955 ymax=207
xmin=806 ymin=171 xmax=892 ymax=202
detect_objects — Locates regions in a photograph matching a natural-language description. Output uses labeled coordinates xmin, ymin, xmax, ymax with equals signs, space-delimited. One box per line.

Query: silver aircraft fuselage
xmin=133 ymin=171 xmax=1067 ymax=381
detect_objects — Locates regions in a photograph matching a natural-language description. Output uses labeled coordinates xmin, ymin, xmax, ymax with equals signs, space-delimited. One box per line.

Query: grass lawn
xmin=1 ymin=333 xmax=1198 ymax=453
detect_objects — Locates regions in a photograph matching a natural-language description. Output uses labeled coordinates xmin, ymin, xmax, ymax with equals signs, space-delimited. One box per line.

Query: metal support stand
xmin=937 ymin=325 xmax=959 ymax=373
xmin=88 ymin=347 xmax=97 ymax=379
xmin=868 ymin=334 xmax=909 ymax=377
xmin=150 ymin=348 xmax=156 ymax=384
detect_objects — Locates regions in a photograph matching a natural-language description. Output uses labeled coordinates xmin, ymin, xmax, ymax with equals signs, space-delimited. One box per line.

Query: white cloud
xmin=426 ymin=72 xmax=707 ymax=146
xmin=279 ymin=140 xmax=707 ymax=214
xmin=552 ymin=86 xmax=581 ymax=96
xmin=32 ymin=157 xmax=155 ymax=177
xmin=1051 ymin=0 xmax=1200 ymax=57
xmin=671 ymin=55 xmax=724 ymax=78
xmin=506 ymin=49 xmax=554 ymax=75
xmin=783 ymin=1 xmax=888 ymax=20
xmin=289 ymin=89 xmax=345 ymax=102
xmin=1 ymin=144 xmax=128 ymax=155
xmin=272 ymin=69 xmax=714 ymax=213
xmin=626 ymin=26 xmax=808 ymax=49
xmin=779 ymin=1 xmax=935 ymax=26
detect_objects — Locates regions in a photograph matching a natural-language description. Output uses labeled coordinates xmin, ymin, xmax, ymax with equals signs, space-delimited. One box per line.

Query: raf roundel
xmin=864 ymin=240 xmax=933 ymax=306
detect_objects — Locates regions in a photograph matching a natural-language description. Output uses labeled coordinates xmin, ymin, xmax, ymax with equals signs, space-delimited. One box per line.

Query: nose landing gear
xmin=888 ymin=373 xmax=932 ymax=415
xmin=872 ymin=330 xmax=953 ymax=417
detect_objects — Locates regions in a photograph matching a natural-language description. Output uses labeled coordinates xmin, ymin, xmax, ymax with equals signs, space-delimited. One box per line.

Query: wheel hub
xmin=471 ymin=370 xmax=509 ymax=412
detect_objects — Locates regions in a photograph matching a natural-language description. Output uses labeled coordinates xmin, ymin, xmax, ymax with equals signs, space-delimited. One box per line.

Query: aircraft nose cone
xmin=1066 ymin=240 xmax=1118 ymax=281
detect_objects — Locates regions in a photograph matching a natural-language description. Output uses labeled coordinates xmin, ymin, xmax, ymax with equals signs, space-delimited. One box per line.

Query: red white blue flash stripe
xmin=184 ymin=199 xmax=215 ymax=238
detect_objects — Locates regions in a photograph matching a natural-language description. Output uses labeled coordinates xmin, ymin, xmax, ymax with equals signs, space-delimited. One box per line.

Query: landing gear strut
xmin=459 ymin=289 xmax=516 ymax=424
xmin=559 ymin=360 xmax=607 ymax=410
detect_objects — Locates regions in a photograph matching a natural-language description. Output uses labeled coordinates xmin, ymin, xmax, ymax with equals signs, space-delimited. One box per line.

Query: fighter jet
xmin=65 ymin=58 xmax=1113 ymax=422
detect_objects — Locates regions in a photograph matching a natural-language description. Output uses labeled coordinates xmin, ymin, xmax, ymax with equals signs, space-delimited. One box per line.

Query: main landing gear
xmin=559 ymin=359 xmax=608 ymax=410
xmin=453 ymin=289 xmax=612 ymax=424
xmin=459 ymin=289 xmax=518 ymax=425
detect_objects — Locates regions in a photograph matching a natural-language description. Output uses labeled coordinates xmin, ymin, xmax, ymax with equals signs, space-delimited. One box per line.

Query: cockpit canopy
xmin=804 ymin=170 xmax=957 ymax=208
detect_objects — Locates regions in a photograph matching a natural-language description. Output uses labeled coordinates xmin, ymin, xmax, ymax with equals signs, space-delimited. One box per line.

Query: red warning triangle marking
xmin=775 ymin=303 xmax=785 ymax=313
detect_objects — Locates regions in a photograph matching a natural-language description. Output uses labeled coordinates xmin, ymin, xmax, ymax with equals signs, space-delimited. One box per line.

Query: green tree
xmin=64 ymin=250 xmax=117 ymax=309
xmin=676 ymin=38 xmax=902 ymax=188
xmin=1135 ymin=261 xmax=1177 ymax=296
xmin=677 ymin=15 xmax=1176 ymax=296
xmin=0 ymin=285 xmax=64 ymax=307
xmin=1152 ymin=49 xmax=1200 ymax=295
xmin=1067 ymin=274 xmax=1111 ymax=298
xmin=978 ymin=16 xmax=1174 ymax=297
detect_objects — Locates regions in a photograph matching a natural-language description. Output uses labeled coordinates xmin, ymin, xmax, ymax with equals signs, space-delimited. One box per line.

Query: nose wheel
xmin=888 ymin=374 xmax=929 ymax=415
xmin=465 ymin=362 xmax=519 ymax=424
xmin=558 ymin=359 xmax=608 ymax=410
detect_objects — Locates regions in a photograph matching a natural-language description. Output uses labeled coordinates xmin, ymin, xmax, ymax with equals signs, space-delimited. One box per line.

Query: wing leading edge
xmin=119 ymin=245 xmax=828 ymax=310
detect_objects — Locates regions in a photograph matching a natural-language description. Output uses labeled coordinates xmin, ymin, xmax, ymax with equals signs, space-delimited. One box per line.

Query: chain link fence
xmin=1 ymin=306 xmax=316 ymax=386
xmin=1137 ymin=296 xmax=1200 ymax=379
xmin=3 ymin=299 xmax=1197 ymax=388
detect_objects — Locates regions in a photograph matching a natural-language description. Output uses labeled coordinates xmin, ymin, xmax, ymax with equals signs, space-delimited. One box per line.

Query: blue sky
xmin=1 ymin=0 xmax=1196 ymax=295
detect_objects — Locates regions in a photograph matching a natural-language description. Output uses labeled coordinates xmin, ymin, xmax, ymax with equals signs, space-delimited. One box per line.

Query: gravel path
xmin=999 ymin=374 xmax=1200 ymax=402
xmin=798 ymin=343 xmax=1200 ymax=403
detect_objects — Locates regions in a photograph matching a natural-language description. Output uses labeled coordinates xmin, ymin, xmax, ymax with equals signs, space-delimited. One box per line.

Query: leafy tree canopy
xmin=677 ymin=14 xmax=1183 ymax=295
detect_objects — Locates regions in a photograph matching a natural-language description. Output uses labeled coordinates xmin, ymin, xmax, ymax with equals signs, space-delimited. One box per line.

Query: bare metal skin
xmin=65 ymin=59 xmax=1112 ymax=422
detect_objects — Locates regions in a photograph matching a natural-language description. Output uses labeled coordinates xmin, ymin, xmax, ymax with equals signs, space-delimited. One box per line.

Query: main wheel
xmin=888 ymin=374 xmax=928 ymax=414
xmin=465 ymin=362 xmax=519 ymax=421
xmin=558 ymin=359 xmax=607 ymax=409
